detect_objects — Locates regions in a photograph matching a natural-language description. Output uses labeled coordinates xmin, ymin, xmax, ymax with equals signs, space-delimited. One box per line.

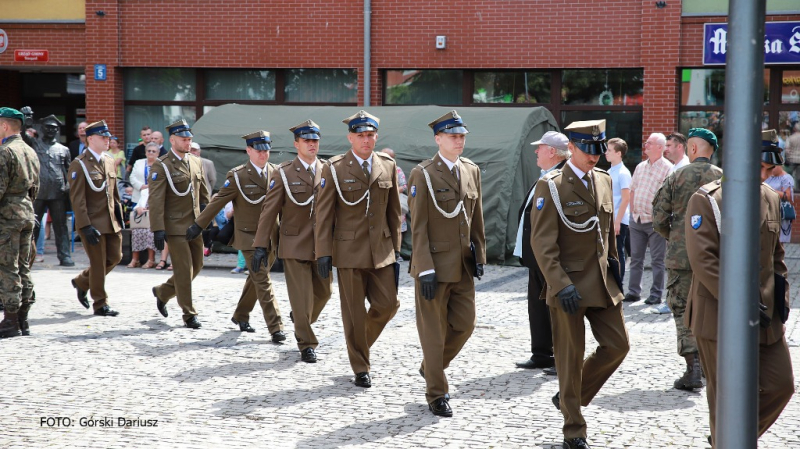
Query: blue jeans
xmin=36 ymin=212 xmax=47 ymax=255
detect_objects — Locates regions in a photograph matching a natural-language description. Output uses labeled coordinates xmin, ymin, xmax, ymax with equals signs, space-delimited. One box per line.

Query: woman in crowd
xmin=129 ymin=142 xmax=163 ymax=268
xmin=765 ymin=162 xmax=795 ymax=243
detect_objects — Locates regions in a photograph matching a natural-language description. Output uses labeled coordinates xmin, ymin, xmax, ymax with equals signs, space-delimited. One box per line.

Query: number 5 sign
xmin=94 ymin=64 xmax=107 ymax=81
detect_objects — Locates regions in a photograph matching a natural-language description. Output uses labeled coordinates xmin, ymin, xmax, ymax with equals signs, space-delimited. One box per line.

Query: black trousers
xmin=33 ymin=197 xmax=71 ymax=263
xmin=527 ymin=264 xmax=553 ymax=358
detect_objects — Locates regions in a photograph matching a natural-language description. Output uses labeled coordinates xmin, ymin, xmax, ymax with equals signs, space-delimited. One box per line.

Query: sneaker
xmin=34 ymin=255 xmax=44 ymax=263
xmin=651 ymin=303 xmax=671 ymax=314
xmin=231 ymin=267 xmax=247 ymax=274
xmin=644 ymin=296 xmax=662 ymax=305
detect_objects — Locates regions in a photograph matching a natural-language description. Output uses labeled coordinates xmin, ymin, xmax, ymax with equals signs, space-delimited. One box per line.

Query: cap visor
xmin=172 ymin=130 xmax=193 ymax=137
xmin=574 ymin=141 xmax=607 ymax=155
xmin=440 ymin=126 xmax=469 ymax=134
xmin=297 ymin=132 xmax=321 ymax=140
xmin=351 ymin=125 xmax=377 ymax=133
xmin=530 ymin=140 xmax=544 ymax=146
xmin=252 ymin=143 xmax=271 ymax=151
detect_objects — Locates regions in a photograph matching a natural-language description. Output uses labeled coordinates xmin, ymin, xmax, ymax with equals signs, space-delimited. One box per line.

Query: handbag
xmin=780 ymin=194 xmax=795 ymax=221
xmin=130 ymin=210 xmax=150 ymax=229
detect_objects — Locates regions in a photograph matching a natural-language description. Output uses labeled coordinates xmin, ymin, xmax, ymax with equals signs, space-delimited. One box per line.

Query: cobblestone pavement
xmin=2 ymin=242 xmax=798 ymax=448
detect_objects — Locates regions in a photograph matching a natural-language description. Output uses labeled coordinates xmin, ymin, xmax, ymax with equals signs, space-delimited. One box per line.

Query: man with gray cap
xmin=513 ymin=130 xmax=569 ymax=372
xmin=31 ymin=114 xmax=74 ymax=267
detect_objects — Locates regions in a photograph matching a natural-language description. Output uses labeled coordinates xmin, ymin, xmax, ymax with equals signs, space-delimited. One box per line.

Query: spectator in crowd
xmin=108 ymin=136 xmax=126 ymax=188
xmin=131 ymin=188 xmax=157 ymax=269
xmin=664 ymin=133 xmax=689 ymax=174
xmin=190 ymin=142 xmax=217 ymax=193
xmin=128 ymin=142 xmax=162 ymax=269
xmin=785 ymin=122 xmax=800 ymax=187
xmin=150 ymin=131 xmax=165 ymax=155
xmin=68 ymin=121 xmax=87 ymax=159
xmin=764 ymin=160 xmax=795 ymax=243
xmin=625 ymin=133 xmax=673 ymax=305
xmin=606 ymin=137 xmax=632 ymax=284
xmin=126 ymin=126 xmax=152 ymax=178
xmin=380 ymin=148 xmax=409 ymax=241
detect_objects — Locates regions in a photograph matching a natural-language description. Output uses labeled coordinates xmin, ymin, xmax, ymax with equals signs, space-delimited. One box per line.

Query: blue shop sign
xmin=703 ymin=21 xmax=800 ymax=65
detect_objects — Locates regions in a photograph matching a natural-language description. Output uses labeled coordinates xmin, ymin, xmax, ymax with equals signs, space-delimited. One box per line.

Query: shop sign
xmin=14 ymin=49 xmax=48 ymax=62
xmin=703 ymin=21 xmax=800 ymax=65
xmin=94 ymin=64 xmax=107 ymax=81
xmin=0 ymin=30 xmax=8 ymax=54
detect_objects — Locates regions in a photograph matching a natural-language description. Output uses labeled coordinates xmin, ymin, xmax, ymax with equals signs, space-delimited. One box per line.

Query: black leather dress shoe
xmin=289 ymin=311 xmax=294 ymax=323
xmin=552 ymin=392 xmax=560 ymax=411
xmin=354 ymin=372 xmax=371 ymax=388
xmin=623 ymin=293 xmax=640 ymax=302
xmin=563 ymin=437 xmax=590 ymax=449
xmin=185 ymin=316 xmax=201 ymax=329
xmin=419 ymin=367 xmax=425 ymax=378
xmin=231 ymin=318 xmax=255 ymax=332
xmin=72 ymin=279 xmax=89 ymax=309
xmin=301 ymin=347 xmax=317 ymax=363
xmin=543 ymin=366 xmax=558 ymax=376
xmin=516 ymin=356 xmax=555 ymax=369
xmin=271 ymin=330 xmax=286 ymax=343
xmin=60 ymin=258 xmax=75 ymax=267
xmin=428 ymin=397 xmax=453 ymax=417
xmin=153 ymin=287 xmax=168 ymax=317
xmin=93 ymin=305 xmax=119 ymax=317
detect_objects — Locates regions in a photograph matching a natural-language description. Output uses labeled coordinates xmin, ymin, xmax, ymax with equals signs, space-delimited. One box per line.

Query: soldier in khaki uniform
xmin=530 ymin=119 xmax=629 ymax=449
xmin=685 ymin=130 xmax=794 ymax=448
xmin=188 ymin=130 xmax=285 ymax=342
xmin=314 ymin=110 xmax=402 ymax=388
xmin=652 ymin=128 xmax=722 ymax=391
xmin=0 ymin=107 xmax=40 ymax=338
xmin=68 ymin=120 xmax=123 ymax=317
xmin=149 ymin=119 xmax=210 ymax=329
xmin=253 ymin=120 xmax=331 ymax=362
xmin=408 ymin=111 xmax=486 ymax=417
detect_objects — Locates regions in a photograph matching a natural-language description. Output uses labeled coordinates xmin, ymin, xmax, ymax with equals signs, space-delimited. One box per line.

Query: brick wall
xmin=85 ymin=0 xmax=124 ymax=140
xmin=0 ymin=23 xmax=85 ymax=67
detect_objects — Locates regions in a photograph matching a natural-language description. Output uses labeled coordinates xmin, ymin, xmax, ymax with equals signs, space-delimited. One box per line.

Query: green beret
xmin=0 ymin=107 xmax=25 ymax=124
xmin=688 ymin=128 xmax=718 ymax=151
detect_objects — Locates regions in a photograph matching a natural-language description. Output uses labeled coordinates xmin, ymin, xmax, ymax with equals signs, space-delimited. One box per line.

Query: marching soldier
xmin=253 ymin=120 xmax=332 ymax=362
xmin=149 ymin=119 xmax=210 ymax=329
xmin=652 ymin=128 xmax=722 ymax=390
xmin=685 ymin=130 xmax=794 ymax=448
xmin=530 ymin=119 xmax=629 ymax=449
xmin=68 ymin=120 xmax=123 ymax=317
xmin=0 ymin=107 xmax=40 ymax=338
xmin=314 ymin=110 xmax=402 ymax=388
xmin=188 ymin=130 xmax=285 ymax=342
xmin=408 ymin=110 xmax=486 ymax=417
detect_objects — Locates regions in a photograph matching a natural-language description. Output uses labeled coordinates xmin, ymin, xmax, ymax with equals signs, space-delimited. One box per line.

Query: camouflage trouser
xmin=0 ymin=219 xmax=35 ymax=313
xmin=666 ymin=269 xmax=698 ymax=356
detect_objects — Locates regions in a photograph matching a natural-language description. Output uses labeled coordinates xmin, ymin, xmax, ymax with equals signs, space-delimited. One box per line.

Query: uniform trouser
xmin=527 ymin=264 xmax=553 ymax=358
xmin=551 ymin=302 xmax=630 ymax=439
xmin=665 ymin=269 xmax=697 ymax=356
xmin=73 ymin=231 xmax=121 ymax=311
xmin=336 ymin=265 xmax=400 ymax=374
xmin=697 ymin=336 xmax=794 ymax=448
xmin=33 ymin=197 xmax=70 ymax=262
xmin=416 ymin=266 xmax=477 ymax=403
xmin=627 ymin=220 xmax=666 ymax=299
xmin=284 ymin=258 xmax=332 ymax=350
xmin=233 ymin=250 xmax=283 ymax=334
xmin=0 ymin=220 xmax=34 ymax=313
xmin=154 ymin=235 xmax=203 ymax=322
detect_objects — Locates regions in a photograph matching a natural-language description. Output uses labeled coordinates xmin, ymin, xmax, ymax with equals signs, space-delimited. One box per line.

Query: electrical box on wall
xmin=435 ymin=36 xmax=446 ymax=49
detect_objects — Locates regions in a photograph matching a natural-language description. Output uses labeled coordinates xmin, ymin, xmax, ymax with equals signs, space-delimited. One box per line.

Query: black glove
xmin=476 ymin=263 xmax=484 ymax=279
xmin=154 ymin=230 xmax=166 ymax=251
xmin=80 ymin=225 xmax=101 ymax=246
xmin=557 ymin=284 xmax=582 ymax=315
xmin=186 ymin=223 xmax=203 ymax=241
xmin=420 ymin=273 xmax=438 ymax=300
xmin=317 ymin=256 xmax=332 ymax=279
xmin=759 ymin=302 xmax=772 ymax=329
xmin=252 ymin=247 xmax=268 ymax=273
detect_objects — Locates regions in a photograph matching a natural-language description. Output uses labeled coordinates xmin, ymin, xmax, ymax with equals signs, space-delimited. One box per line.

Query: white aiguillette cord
xmin=420 ymin=167 xmax=469 ymax=224
xmin=77 ymin=158 xmax=107 ymax=193
xmin=546 ymin=176 xmax=604 ymax=252
xmin=329 ymin=163 xmax=370 ymax=216
xmin=234 ymin=170 xmax=266 ymax=205
xmin=279 ymin=167 xmax=314 ymax=218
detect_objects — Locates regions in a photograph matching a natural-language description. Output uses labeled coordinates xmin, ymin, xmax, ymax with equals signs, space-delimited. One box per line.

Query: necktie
xmin=362 ymin=161 xmax=370 ymax=180
xmin=583 ymin=173 xmax=595 ymax=199
xmin=451 ymin=165 xmax=459 ymax=181
xmin=307 ymin=166 xmax=314 ymax=177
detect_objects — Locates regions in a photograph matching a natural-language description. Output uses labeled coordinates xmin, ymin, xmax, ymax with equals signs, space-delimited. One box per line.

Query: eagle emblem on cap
xmin=536 ymin=197 xmax=545 ymax=210
xmin=592 ymin=126 xmax=601 ymax=140
xmin=358 ymin=111 xmax=365 ymax=118
xmin=691 ymin=215 xmax=702 ymax=229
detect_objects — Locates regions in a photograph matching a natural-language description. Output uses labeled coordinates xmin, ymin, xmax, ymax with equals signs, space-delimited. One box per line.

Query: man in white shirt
xmin=664 ymin=132 xmax=689 ymax=174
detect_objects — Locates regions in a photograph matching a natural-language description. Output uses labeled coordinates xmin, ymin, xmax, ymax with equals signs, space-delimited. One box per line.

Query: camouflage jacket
xmin=0 ymin=134 xmax=40 ymax=222
xmin=652 ymin=157 xmax=722 ymax=270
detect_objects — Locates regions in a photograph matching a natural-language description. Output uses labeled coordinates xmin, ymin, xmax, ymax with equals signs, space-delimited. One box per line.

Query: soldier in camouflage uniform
xmin=652 ymin=128 xmax=722 ymax=390
xmin=0 ymin=107 xmax=41 ymax=338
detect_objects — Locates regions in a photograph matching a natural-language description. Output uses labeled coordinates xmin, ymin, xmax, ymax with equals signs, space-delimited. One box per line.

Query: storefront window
xmin=562 ymin=111 xmax=643 ymax=172
xmin=124 ymin=68 xmax=196 ymax=101
xmin=779 ymin=110 xmax=800 ymax=164
xmin=206 ymin=70 xmax=275 ymax=101
xmin=384 ymin=70 xmax=463 ymax=105
xmin=284 ymin=69 xmax=357 ymax=103
xmin=680 ymin=68 xmax=770 ymax=106
xmin=561 ymin=70 xmax=643 ymax=106
xmin=123 ymin=105 xmax=196 ymax=151
xmin=781 ymin=70 xmax=800 ymax=104
xmin=678 ymin=110 xmax=770 ymax=167
xmin=473 ymin=71 xmax=550 ymax=104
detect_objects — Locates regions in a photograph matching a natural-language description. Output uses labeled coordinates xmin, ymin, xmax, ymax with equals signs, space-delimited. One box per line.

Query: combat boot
xmin=0 ymin=310 xmax=21 ymax=338
xmin=18 ymin=303 xmax=31 ymax=336
xmin=674 ymin=354 xmax=703 ymax=390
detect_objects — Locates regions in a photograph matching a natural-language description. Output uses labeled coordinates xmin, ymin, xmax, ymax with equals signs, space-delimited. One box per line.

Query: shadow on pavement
xmin=456 ymin=370 xmax=552 ymax=400
xmin=28 ymin=311 xmax=95 ymax=326
xmin=592 ymin=387 xmax=698 ymax=411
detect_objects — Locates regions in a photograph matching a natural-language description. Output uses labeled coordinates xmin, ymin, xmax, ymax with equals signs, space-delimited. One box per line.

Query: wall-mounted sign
xmin=14 ymin=49 xmax=49 ymax=62
xmin=94 ymin=64 xmax=107 ymax=81
xmin=0 ymin=30 xmax=8 ymax=54
xmin=704 ymin=22 xmax=800 ymax=65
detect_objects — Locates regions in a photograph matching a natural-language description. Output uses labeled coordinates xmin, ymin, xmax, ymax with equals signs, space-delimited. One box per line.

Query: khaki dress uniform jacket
xmin=685 ymin=181 xmax=794 ymax=446
xmin=148 ymin=151 xmax=210 ymax=322
xmin=255 ymin=157 xmax=331 ymax=350
xmin=530 ymin=164 xmax=629 ymax=440
xmin=195 ymin=161 xmax=283 ymax=333
xmin=314 ymin=150 xmax=402 ymax=374
xmin=68 ymin=150 xmax=122 ymax=310
xmin=408 ymin=153 xmax=486 ymax=404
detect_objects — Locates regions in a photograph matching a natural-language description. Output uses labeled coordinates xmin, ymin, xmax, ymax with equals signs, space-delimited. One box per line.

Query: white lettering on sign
xmin=709 ymin=28 xmax=727 ymax=55
xmin=790 ymin=26 xmax=800 ymax=54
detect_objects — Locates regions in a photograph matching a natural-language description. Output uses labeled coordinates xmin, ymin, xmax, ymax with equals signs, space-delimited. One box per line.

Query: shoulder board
xmin=592 ymin=167 xmax=609 ymax=175
xmin=231 ymin=163 xmax=246 ymax=172
xmin=418 ymin=159 xmax=434 ymax=169
xmin=375 ymin=152 xmax=393 ymax=161
xmin=459 ymin=157 xmax=477 ymax=167
xmin=278 ymin=160 xmax=293 ymax=168
xmin=268 ymin=162 xmax=278 ymax=170
xmin=542 ymin=169 xmax=562 ymax=181
xmin=698 ymin=179 xmax=722 ymax=195
xmin=329 ymin=154 xmax=346 ymax=163
xmin=157 ymin=154 xmax=169 ymax=162
xmin=318 ymin=158 xmax=328 ymax=164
